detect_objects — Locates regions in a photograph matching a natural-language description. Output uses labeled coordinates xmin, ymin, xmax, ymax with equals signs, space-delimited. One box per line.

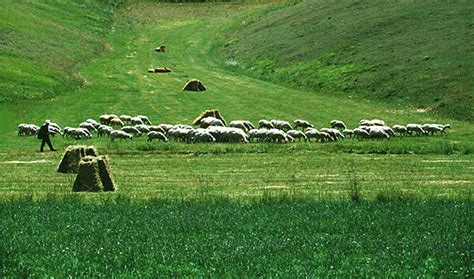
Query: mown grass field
xmin=1 ymin=1 xmax=473 ymax=277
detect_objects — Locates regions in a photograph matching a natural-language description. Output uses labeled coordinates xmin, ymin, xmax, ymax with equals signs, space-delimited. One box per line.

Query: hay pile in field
xmin=192 ymin=109 xmax=226 ymax=125
xmin=183 ymin=79 xmax=206 ymax=91
xmin=57 ymin=145 xmax=98 ymax=173
xmin=73 ymin=155 xmax=116 ymax=192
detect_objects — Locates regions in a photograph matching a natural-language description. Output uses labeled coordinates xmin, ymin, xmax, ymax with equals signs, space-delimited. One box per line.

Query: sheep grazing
xmin=206 ymin=126 xmax=248 ymax=143
xmin=320 ymin=128 xmax=344 ymax=140
xmin=148 ymin=125 xmax=166 ymax=134
xmin=248 ymin=129 xmax=270 ymax=142
xmin=119 ymin=115 xmax=132 ymax=124
xmin=353 ymin=128 xmax=371 ymax=140
xmin=99 ymin=114 xmax=118 ymax=125
xmin=97 ymin=125 xmax=114 ymax=137
xmin=134 ymin=124 xmax=151 ymax=134
xmin=147 ymin=131 xmax=168 ymax=143
xmin=85 ymin=119 xmax=100 ymax=129
xmin=122 ymin=126 xmax=141 ymax=136
xmin=368 ymin=127 xmax=390 ymax=140
xmin=294 ymin=119 xmax=314 ymax=130
xmin=330 ymin=120 xmax=347 ymax=130
xmin=360 ymin=119 xmax=386 ymax=126
xmin=109 ymin=118 xmax=124 ymax=127
xmin=48 ymin=125 xmax=62 ymax=136
xmin=343 ymin=129 xmax=354 ymax=138
xmin=319 ymin=132 xmax=335 ymax=142
xmin=199 ymin=117 xmax=225 ymax=128
xmin=305 ymin=128 xmax=322 ymax=142
xmin=110 ymin=130 xmax=133 ymax=142
xmin=79 ymin=122 xmax=97 ymax=133
xmin=131 ymin=117 xmax=144 ymax=126
xmin=230 ymin=120 xmax=255 ymax=132
xmin=422 ymin=124 xmax=451 ymax=135
xmin=258 ymin=119 xmax=274 ymax=129
xmin=63 ymin=128 xmax=91 ymax=139
xmin=266 ymin=129 xmax=289 ymax=143
xmin=18 ymin=124 xmax=39 ymax=136
xmin=168 ymin=125 xmax=194 ymax=142
xmin=287 ymin=130 xmax=307 ymax=142
xmin=192 ymin=131 xmax=216 ymax=143
xmin=137 ymin=115 xmax=151 ymax=125
xmin=406 ymin=124 xmax=427 ymax=136
xmin=392 ymin=125 xmax=408 ymax=137
xmin=270 ymin=119 xmax=292 ymax=131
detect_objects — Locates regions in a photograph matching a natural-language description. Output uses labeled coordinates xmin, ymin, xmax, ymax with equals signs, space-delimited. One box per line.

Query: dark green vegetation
xmin=1 ymin=200 xmax=472 ymax=277
xmin=0 ymin=1 xmax=473 ymax=277
xmin=225 ymin=1 xmax=474 ymax=120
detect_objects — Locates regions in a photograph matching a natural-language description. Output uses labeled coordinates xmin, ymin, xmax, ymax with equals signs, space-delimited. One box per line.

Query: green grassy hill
xmin=223 ymin=0 xmax=474 ymax=121
xmin=0 ymin=1 xmax=120 ymax=104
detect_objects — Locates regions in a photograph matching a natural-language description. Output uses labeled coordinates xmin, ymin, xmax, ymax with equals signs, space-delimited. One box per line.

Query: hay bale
xmin=183 ymin=79 xmax=206 ymax=92
xmin=73 ymin=156 xmax=103 ymax=192
xmin=72 ymin=155 xmax=116 ymax=192
xmin=57 ymin=145 xmax=98 ymax=173
xmin=192 ymin=109 xmax=226 ymax=126
xmin=97 ymin=156 xmax=116 ymax=192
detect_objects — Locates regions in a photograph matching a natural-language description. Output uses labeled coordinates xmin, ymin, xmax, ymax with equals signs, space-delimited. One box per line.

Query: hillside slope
xmin=224 ymin=0 xmax=474 ymax=121
xmin=0 ymin=1 xmax=120 ymax=104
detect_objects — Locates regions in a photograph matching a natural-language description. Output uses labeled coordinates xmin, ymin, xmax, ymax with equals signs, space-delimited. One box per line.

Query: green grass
xmin=0 ymin=1 xmax=473 ymax=277
xmin=223 ymin=0 xmax=474 ymax=121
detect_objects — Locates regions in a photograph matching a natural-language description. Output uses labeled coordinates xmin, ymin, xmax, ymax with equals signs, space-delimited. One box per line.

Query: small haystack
xmin=192 ymin=109 xmax=226 ymax=126
xmin=183 ymin=79 xmax=206 ymax=92
xmin=73 ymin=155 xmax=116 ymax=192
xmin=57 ymin=145 xmax=98 ymax=173
xmin=155 ymin=45 xmax=166 ymax=52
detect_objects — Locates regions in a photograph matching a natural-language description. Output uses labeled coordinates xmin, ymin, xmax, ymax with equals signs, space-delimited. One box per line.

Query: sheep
xmin=97 ymin=125 xmax=114 ymax=137
xmin=319 ymin=132 xmax=335 ymax=142
xmin=271 ymin=119 xmax=292 ymax=131
xmin=286 ymin=130 xmax=307 ymax=141
xmin=230 ymin=120 xmax=254 ymax=132
xmin=206 ymin=127 xmax=248 ymax=143
xmin=305 ymin=128 xmax=322 ymax=142
xmin=199 ymin=117 xmax=225 ymax=128
xmin=320 ymin=128 xmax=344 ymax=140
xmin=131 ymin=117 xmax=144 ymax=126
xmin=392 ymin=125 xmax=408 ymax=137
xmin=79 ymin=122 xmax=97 ymax=133
xmin=147 ymin=131 xmax=168 ymax=142
xmin=119 ymin=115 xmax=132 ymax=123
xmin=109 ymin=118 xmax=124 ymax=127
xmin=168 ymin=126 xmax=194 ymax=142
xmin=110 ymin=130 xmax=133 ymax=142
xmin=148 ymin=125 xmax=166 ymax=134
xmin=406 ymin=124 xmax=427 ymax=136
xmin=353 ymin=128 xmax=371 ymax=140
xmin=422 ymin=124 xmax=451 ymax=135
xmin=49 ymin=122 xmax=62 ymax=132
xmin=330 ymin=120 xmax=347 ymax=130
xmin=100 ymin=114 xmax=118 ymax=125
xmin=368 ymin=128 xmax=390 ymax=140
xmin=248 ymin=129 xmax=270 ymax=142
xmin=134 ymin=124 xmax=151 ymax=134
xmin=63 ymin=128 xmax=91 ymax=139
xmin=258 ymin=119 xmax=274 ymax=129
xmin=17 ymin=124 xmax=39 ymax=136
xmin=137 ymin=115 xmax=151 ymax=125
xmin=121 ymin=126 xmax=141 ymax=136
xmin=192 ymin=131 xmax=216 ymax=143
xmin=85 ymin=119 xmax=100 ymax=129
xmin=359 ymin=119 xmax=385 ymax=126
xmin=294 ymin=119 xmax=314 ymax=130
xmin=342 ymin=129 xmax=354 ymax=138
xmin=48 ymin=125 xmax=62 ymax=136
xmin=158 ymin=124 xmax=174 ymax=132
xmin=265 ymin=129 xmax=289 ymax=143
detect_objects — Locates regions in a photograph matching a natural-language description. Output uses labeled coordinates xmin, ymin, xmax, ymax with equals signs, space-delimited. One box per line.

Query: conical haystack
xmin=57 ymin=145 xmax=98 ymax=173
xmin=183 ymin=79 xmax=206 ymax=91
xmin=192 ymin=109 xmax=226 ymax=126
xmin=72 ymin=155 xmax=116 ymax=192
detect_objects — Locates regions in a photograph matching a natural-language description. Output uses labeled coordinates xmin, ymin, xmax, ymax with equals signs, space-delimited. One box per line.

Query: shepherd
xmin=38 ymin=120 xmax=56 ymax=152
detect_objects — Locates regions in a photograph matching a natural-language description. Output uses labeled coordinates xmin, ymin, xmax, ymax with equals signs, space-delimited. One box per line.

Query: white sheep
xmin=137 ymin=115 xmax=151 ymax=125
xmin=79 ymin=122 xmax=97 ymax=133
xmin=294 ymin=119 xmax=314 ymax=130
xmin=330 ymin=120 xmax=346 ymax=130
xmin=192 ymin=131 xmax=216 ymax=143
xmin=258 ymin=119 xmax=274 ymax=129
xmin=392 ymin=125 xmax=408 ymax=137
xmin=148 ymin=125 xmax=166 ymax=134
xmin=17 ymin=124 xmax=39 ymax=136
xmin=320 ymin=128 xmax=344 ymax=140
xmin=406 ymin=124 xmax=427 ymax=136
xmin=368 ymin=128 xmax=390 ymax=140
xmin=131 ymin=117 xmax=144 ymax=126
xmin=85 ymin=119 xmax=100 ymax=128
xmin=266 ymin=129 xmax=289 ymax=143
xmin=121 ymin=126 xmax=141 ymax=136
xmin=287 ymin=130 xmax=307 ymax=141
xmin=342 ymin=129 xmax=354 ymax=138
xmin=147 ymin=131 xmax=168 ymax=142
xmin=353 ymin=128 xmax=371 ymax=139
xmin=248 ymin=129 xmax=270 ymax=142
xmin=271 ymin=119 xmax=292 ymax=131
xmin=119 ymin=115 xmax=132 ymax=123
xmin=134 ymin=124 xmax=151 ymax=134
xmin=305 ymin=128 xmax=322 ymax=142
xmin=230 ymin=120 xmax=254 ymax=132
xmin=97 ymin=125 xmax=113 ymax=137
xmin=200 ymin=117 xmax=225 ymax=128
xmin=110 ymin=130 xmax=132 ymax=142
xmin=109 ymin=118 xmax=124 ymax=127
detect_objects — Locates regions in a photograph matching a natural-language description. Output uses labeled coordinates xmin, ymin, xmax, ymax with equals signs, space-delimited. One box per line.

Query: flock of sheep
xmin=18 ymin=114 xmax=451 ymax=144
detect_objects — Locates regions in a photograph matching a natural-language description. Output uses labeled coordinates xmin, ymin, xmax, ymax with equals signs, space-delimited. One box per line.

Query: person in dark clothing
xmin=37 ymin=120 xmax=56 ymax=152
